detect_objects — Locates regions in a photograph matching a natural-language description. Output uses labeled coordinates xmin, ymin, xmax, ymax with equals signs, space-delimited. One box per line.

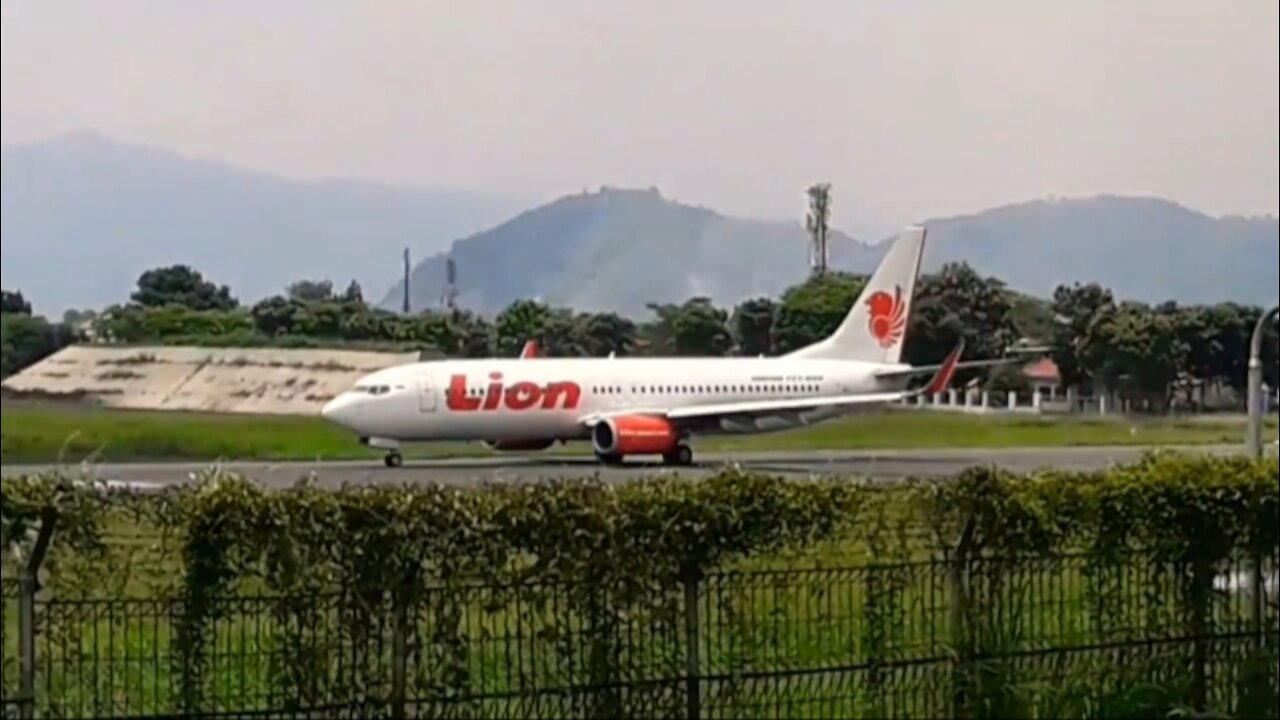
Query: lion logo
xmin=866 ymin=286 xmax=907 ymax=348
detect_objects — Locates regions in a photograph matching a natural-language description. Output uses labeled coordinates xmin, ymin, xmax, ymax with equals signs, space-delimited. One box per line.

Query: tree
xmin=1007 ymin=293 xmax=1056 ymax=342
xmin=1 ymin=290 xmax=32 ymax=316
xmin=94 ymin=304 xmax=253 ymax=344
xmin=287 ymin=280 xmax=336 ymax=303
xmin=444 ymin=310 xmax=494 ymax=358
xmin=904 ymin=263 xmax=1019 ymax=366
xmin=1163 ymin=304 xmax=1217 ymax=408
xmin=495 ymin=300 xmax=553 ymax=357
xmin=732 ymin=298 xmax=777 ymax=356
xmin=577 ymin=312 xmax=637 ymax=357
xmin=1206 ymin=304 xmax=1262 ymax=399
xmin=670 ymin=298 xmax=732 ymax=356
xmin=1093 ymin=309 xmax=1181 ymax=412
xmin=774 ymin=272 xmax=867 ymax=354
xmin=132 ymin=266 xmax=238 ymax=311
xmin=250 ymin=297 xmax=298 ymax=337
xmin=2 ymin=314 xmax=80 ymax=378
xmin=341 ymin=281 xmax=365 ymax=305
xmin=1049 ymin=282 xmax=1117 ymax=391
xmin=61 ymin=308 xmax=98 ymax=327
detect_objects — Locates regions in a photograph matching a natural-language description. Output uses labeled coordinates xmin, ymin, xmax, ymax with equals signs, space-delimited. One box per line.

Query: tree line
xmin=3 ymin=263 xmax=1276 ymax=411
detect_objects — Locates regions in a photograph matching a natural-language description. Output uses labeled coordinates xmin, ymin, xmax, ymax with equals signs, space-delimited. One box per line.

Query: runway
xmin=2 ymin=444 xmax=1270 ymax=490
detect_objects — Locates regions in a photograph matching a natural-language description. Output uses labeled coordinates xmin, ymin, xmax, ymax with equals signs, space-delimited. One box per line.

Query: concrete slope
xmin=1 ymin=346 xmax=416 ymax=415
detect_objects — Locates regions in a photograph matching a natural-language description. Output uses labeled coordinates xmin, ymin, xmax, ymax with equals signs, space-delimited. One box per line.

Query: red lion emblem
xmin=866 ymin=286 xmax=907 ymax=348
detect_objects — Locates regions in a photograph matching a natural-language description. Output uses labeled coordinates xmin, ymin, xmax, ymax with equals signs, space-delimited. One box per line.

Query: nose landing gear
xmin=384 ymin=450 xmax=404 ymax=468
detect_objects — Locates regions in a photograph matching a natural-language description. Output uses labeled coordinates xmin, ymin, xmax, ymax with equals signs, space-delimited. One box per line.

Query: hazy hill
xmin=1 ymin=132 xmax=523 ymax=315
xmin=5 ymin=133 xmax=1273 ymax=319
xmin=380 ymin=187 xmax=883 ymax=317
xmin=387 ymin=190 xmax=1279 ymax=317
xmin=917 ymin=195 xmax=1278 ymax=306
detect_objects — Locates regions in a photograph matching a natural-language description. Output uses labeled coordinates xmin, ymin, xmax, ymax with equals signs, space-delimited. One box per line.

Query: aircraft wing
xmin=872 ymin=357 xmax=1019 ymax=381
xmin=579 ymin=342 xmax=964 ymax=427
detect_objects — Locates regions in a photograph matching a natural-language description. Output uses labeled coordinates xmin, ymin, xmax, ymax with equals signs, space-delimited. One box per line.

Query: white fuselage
xmin=322 ymin=356 xmax=910 ymax=444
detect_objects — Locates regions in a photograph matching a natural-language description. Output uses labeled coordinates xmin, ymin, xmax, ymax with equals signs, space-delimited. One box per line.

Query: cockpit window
xmin=352 ymin=384 xmax=391 ymax=396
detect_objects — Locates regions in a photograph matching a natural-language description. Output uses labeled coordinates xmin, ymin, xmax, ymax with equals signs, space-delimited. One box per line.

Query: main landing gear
xmin=593 ymin=443 xmax=694 ymax=467
xmin=663 ymin=443 xmax=694 ymax=467
xmin=384 ymin=450 xmax=404 ymax=469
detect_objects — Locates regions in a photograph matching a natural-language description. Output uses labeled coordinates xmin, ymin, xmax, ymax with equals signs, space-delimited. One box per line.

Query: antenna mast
xmin=806 ymin=183 xmax=832 ymax=276
xmin=440 ymin=257 xmax=459 ymax=311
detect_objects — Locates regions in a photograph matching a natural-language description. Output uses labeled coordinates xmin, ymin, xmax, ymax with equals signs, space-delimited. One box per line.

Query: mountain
xmin=386 ymin=190 xmax=1279 ymax=317
xmin=1 ymin=132 xmax=524 ymax=315
xmin=380 ymin=187 xmax=883 ymax=317
xmin=916 ymin=195 xmax=1278 ymax=307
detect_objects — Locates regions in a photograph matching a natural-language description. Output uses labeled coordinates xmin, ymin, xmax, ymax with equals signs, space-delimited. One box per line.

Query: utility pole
xmin=806 ymin=184 xmax=832 ymax=276
xmin=402 ymin=248 xmax=411 ymax=315
xmin=1246 ymin=305 xmax=1278 ymax=458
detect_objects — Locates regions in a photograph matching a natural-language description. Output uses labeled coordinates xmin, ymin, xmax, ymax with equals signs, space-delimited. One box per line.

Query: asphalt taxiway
xmin=2 ymin=444 xmax=1271 ymax=490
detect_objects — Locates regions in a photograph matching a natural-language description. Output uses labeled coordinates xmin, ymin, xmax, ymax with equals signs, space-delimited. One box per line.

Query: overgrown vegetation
xmin=3 ymin=402 xmax=1273 ymax=465
xmin=6 ymin=261 xmax=1278 ymax=414
xmin=2 ymin=454 xmax=1276 ymax=718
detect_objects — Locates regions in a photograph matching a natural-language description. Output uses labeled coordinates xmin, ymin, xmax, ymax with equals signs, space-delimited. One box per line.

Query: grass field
xmin=2 ymin=401 xmax=1276 ymax=465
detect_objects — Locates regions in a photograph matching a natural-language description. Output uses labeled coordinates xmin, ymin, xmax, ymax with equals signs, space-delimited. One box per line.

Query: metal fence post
xmin=390 ymin=591 xmax=410 ymax=720
xmin=949 ymin=521 xmax=976 ymax=720
xmin=683 ymin=570 xmax=702 ymax=720
xmin=1190 ymin=559 xmax=1212 ymax=715
xmin=1251 ymin=549 xmax=1265 ymax=644
xmin=19 ymin=509 xmax=58 ymax=720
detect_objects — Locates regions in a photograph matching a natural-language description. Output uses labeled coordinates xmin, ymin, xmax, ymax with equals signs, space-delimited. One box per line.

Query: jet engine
xmin=483 ymin=439 xmax=556 ymax=452
xmin=591 ymin=415 xmax=680 ymax=457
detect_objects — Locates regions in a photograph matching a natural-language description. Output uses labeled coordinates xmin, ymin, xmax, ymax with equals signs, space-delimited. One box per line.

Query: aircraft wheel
xmin=664 ymin=444 xmax=694 ymax=467
xmin=384 ymin=451 xmax=404 ymax=469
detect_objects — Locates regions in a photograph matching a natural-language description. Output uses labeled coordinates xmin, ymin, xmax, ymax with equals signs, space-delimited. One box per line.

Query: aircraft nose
xmin=321 ymin=394 xmax=360 ymax=428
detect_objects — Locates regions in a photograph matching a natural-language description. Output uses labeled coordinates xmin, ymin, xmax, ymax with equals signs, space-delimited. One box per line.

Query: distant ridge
xmin=3 ymin=133 xmax=1275 ymax=317
xmin=379 ymin=186 xmax=883 ymax=317
xmin=386 ymin=189 xmax=1279 ymax=316
xmin=1 ymin=132 xmax=525 ymax=314
xmin=914 ymin=194 xmax=1278 ymax=306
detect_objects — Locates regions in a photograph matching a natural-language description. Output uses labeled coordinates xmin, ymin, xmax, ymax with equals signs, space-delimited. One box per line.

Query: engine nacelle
xmin=592 ymin=415 xmax=679 ymax=457
xmin=483 ymin=439 xmax=556 ymax=452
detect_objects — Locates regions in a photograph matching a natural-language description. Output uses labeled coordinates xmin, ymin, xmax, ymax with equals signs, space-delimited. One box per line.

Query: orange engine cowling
xmin=484 ymin=439 xmax=555 ymax=452
xmin=592 ymin=415 xmax=679 ymax=457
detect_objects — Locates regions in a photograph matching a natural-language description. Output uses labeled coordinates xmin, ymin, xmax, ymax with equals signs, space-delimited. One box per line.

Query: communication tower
xmin=806 ymin=183 xmax=832 ymax=275
xmin=440 ymin=257 xmax=459 ymax=311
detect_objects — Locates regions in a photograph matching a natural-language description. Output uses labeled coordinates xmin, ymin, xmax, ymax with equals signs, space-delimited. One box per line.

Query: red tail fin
xmin=520 ymin=340 xmax=539 ymax=359
xmin=923 ymin=341 xmax=965 ymax=396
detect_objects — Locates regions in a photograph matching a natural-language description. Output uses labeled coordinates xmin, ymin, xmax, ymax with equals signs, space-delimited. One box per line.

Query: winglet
xmin=922 ymin=341 xmax=965 ymax=396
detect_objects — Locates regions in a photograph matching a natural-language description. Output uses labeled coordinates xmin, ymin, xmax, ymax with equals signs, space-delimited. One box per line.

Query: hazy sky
xmin=3 ymin=0 xmax=1277 ymax=234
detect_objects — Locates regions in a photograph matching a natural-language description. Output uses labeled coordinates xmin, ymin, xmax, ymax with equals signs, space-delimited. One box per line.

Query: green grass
xmin=2 ymin=401 xmax=1276 ymax=465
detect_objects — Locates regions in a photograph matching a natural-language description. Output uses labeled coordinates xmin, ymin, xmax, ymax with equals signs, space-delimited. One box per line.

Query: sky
xmin=3 ymin=0 xmax=1277 ymax=235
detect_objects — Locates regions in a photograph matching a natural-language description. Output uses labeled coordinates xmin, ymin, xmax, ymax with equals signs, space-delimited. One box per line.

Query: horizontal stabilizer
xmin=921 ymin=342 xmax=965 ymax=396
xmin=874 ymin=356 xmax=1017 ymax=381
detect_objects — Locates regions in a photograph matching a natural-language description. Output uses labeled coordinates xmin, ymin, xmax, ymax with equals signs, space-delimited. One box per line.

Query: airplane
xmin=322 ymin=226 xmax=979 ymax=468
